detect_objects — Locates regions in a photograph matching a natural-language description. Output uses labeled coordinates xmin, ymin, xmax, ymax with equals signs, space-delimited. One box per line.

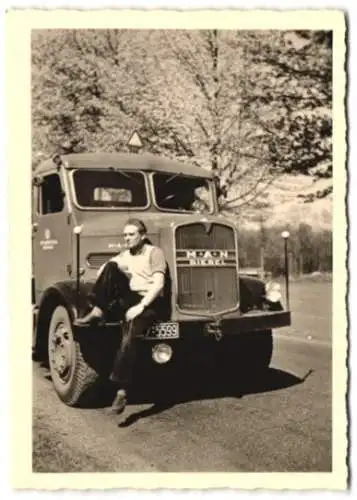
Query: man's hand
xmin=125 ymin=303 xmax=145 ymax=321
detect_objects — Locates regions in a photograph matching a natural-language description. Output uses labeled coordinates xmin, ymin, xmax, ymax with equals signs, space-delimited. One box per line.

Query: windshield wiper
xmin=109 ymin=166 xmax=143 ymax=186
xmin=164 ymin=173 xmax=183 ymax=184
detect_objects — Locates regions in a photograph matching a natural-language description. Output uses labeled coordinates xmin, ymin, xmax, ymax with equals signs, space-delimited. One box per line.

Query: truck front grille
xmin=175 ymin=222 xmax=235 ymax=249
xmin=175 ymin=223 xmax=239 ymax=313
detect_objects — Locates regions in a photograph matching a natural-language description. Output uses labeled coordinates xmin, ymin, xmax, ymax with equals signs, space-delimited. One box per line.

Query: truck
xmin=32 ymin=152 xmax=291 ymax=406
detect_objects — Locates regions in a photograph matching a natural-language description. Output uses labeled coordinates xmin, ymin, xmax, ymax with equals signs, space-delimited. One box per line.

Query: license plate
xmin=147 ymin=322 xmax=180 ymax=339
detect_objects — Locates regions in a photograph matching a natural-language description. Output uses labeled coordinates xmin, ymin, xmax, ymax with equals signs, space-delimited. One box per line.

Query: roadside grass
xmin=33 ymin=413 xmax=110 ymax=472
xmin=272 ymin=272 xmax=332 ymax=287
xmin=290 ymin=272 xmax=332 ymax=283
xmin=278 ymin=279 xmax=332 ymax=343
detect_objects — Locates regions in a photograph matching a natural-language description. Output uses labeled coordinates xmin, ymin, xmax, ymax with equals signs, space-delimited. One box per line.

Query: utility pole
xmin=282 ymin=231 xmax=290 ymax=310
xmin=259 ymin=214 xmax=266 ymax=280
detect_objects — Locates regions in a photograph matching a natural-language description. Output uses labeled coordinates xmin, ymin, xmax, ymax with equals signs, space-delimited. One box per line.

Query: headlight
xmin=265 ymin=281 xmax=282 ymax=303
xmin=152 ymin=343 xmax=173 ymax=364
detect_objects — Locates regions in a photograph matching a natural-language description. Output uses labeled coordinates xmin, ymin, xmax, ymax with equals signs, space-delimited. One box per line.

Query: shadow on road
xmin=40 ymin=359 xmax=313 ymax=425
xmin=117 ymin=366 xmax=314 ymax=428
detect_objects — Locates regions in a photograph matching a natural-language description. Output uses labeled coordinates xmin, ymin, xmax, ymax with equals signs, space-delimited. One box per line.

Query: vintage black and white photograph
xmin=7 ymin=7 xmax=348 ymax=490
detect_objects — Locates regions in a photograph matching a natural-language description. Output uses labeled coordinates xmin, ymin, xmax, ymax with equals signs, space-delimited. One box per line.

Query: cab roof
xmin=34 ymin=152 xmax=213 ymax=179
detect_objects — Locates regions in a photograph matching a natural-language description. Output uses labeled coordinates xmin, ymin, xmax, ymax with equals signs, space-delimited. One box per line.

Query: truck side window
xmin=40 ymin=174 xmax=64 ymax=214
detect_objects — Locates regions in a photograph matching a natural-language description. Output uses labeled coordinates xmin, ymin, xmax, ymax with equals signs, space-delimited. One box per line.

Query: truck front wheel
xmin=243 ymin=329 xmax=273 ymax=370
xmin=48 ymin=305 xmax=100 ymax=406
xmin=220 ymin=329 xmax=273 ymax=373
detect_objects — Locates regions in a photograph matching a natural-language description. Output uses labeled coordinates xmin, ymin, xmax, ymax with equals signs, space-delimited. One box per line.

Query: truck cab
xmin=32 ymin=152 xmax=291 ymax=406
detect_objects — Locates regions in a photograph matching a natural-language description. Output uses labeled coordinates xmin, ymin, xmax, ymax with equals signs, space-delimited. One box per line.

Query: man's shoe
xmin=74 ymin=309 xmax=104 ymax=326
xmin=106 ymin=389 xmax=127 ymax=415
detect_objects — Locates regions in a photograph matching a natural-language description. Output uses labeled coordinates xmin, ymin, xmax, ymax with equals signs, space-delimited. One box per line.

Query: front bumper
xmin=221 ymin=310 xmax=291 ymax=333
xmin=73 ymin=309 xmax=291 ymax=337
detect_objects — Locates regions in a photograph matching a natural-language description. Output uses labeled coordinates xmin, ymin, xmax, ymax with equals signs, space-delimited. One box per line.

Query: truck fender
xmin=239 ymin=276 xmax=283 ymax=313
xmin=239 ymin=276 xmax=266 ymax=313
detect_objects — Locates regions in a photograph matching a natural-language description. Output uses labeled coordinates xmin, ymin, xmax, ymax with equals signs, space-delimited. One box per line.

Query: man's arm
xmin=140 ymin=272 xmax=165 ymax=308
xmin=139 ymin=246 xmax=166 ymax=308
xmin=125 ymin=247 xmax=166 ymax=321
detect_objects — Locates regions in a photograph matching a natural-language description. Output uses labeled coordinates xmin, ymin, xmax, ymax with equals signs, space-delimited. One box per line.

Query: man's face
xmin=123 ymin=224 xmax=145 ymax=250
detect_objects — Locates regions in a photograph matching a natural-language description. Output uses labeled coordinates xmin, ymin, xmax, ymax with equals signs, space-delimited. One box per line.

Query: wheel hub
xmin=50 ymin=323 xmax=72 ymax=381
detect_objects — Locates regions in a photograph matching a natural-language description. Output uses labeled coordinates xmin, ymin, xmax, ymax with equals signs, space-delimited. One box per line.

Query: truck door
xmin=32 ymin=171 xmax=73 ymax=299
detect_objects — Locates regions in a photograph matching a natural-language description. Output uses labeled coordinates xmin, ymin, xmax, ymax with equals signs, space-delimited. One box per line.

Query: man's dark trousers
xmin=89 ymin=261 xmax=167 ymax=391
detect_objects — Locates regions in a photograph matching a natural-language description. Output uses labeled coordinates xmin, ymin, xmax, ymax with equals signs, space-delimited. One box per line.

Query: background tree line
xmin=32 ymin=28 xmax=332 ymax=210
xmin=239 ymin=222 xmax=332 ymax=277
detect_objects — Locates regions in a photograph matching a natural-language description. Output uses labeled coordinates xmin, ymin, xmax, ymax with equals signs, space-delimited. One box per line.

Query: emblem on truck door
xmin=40 ymin=228 xmax=58 ymax=251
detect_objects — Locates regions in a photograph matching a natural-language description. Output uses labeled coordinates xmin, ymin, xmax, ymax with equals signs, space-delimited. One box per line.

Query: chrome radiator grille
xmin=175 ymin=223 xmax=239 ymax=313
xmin=175 ymin=222 xmax=235 ymax=249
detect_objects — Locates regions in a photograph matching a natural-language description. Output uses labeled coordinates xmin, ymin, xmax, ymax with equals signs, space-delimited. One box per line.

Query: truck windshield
xmin=152 ymin=173 xmax=214 ymax=214
xmin=72 ymin=169 xmax=148 ymax=209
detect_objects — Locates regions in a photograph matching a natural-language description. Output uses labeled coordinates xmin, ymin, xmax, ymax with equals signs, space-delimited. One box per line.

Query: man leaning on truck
xmin=75 ymin=218 xmax=168 ymax=415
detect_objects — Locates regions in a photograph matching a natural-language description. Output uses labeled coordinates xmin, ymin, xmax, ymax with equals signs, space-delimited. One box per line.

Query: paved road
xmin=33 ymin=331 xmax=331 ymax=472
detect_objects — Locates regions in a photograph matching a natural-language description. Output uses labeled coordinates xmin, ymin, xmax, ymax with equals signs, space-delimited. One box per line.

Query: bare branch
xmin=172 ymin=133 xmax=195 ymax=157
xmin=164 ymin=33 xmax=212 ymax=105
xmin=195 ymin=117 xmax=210 ymax=139
xmin=222 ymin=161 xmax=274 ymax=206
xmin=262 ymin=53 xmax=332 ymax=85
xmin=222 ymin=174 xmax=277 ymax=210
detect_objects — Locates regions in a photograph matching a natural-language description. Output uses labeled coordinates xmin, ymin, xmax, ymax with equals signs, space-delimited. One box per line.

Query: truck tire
xmin=244 ymin=329 xmax=273 ymax=370
xmin=48 ymin=305 xmax=100 ymax=406
xmin=221 ymin=329 xmax=273 ymax=374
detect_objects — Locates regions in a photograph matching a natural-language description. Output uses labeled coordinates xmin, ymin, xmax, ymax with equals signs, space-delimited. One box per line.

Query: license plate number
xmin=148 ymin=322 xmax=179 ymax=339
